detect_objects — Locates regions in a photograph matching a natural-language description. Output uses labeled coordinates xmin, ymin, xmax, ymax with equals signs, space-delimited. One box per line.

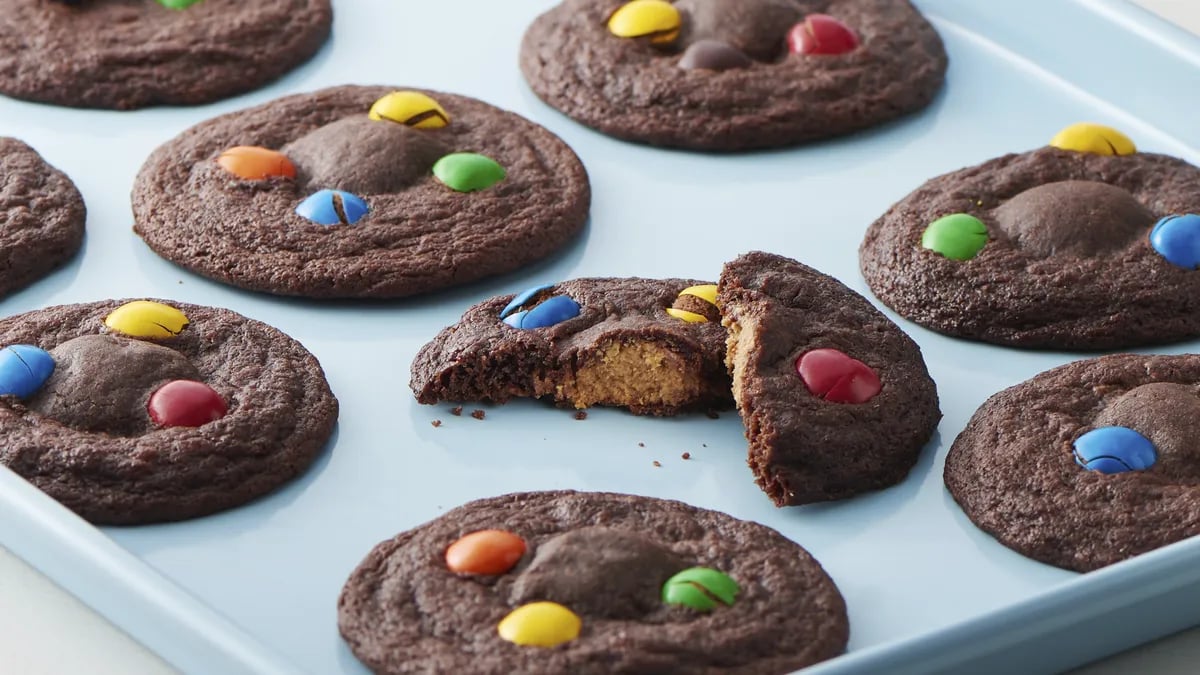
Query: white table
xmin=2 ymin=1 xmax=1197 ymax=673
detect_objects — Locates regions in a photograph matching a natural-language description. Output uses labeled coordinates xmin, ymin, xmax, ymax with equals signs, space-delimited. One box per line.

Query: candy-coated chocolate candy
xmin=432 ymin=153 xmax=506 ymax=193
xmin=662 ymin=567 xmax=739 ymax=612
xmin=678 ymin=40 xmax=753 ymax=71
xmin=1049 ymin=123 xmax=1136 ymax=156
xmin=0 ymin=345 xmax=55 ymax=399
xmin=921 ymin=213 xmax=988 ymax=261
xmin=665 ymin=308 xmax=709 ymax=323
xmin=796 ymin=348 xmax=881 ymax=404
xmin=607 ymin=0 xmax=681 ymax=44
xmin=680 ymin=284 xmax=718 ymax=304
xmin=787 ymin=14 xmax=859 ymax=56
xmin=156 ymin=0 xmax=203 ymax=8
xmin=500 ymin=284 xmax=555 ymax=319
xmin=295 ymin=189 xmax=369 ymax=226
xmin=1073 ymin=426 xmax=1157 ymax=474
xmin=148 ymin=380 xmax=227 ymax=427
xmin=217 ymin=146 xmax=296 ymax=181
xmin=506 ymin=295 xmax=581 ymax=330
xmin=444 ymin=530 xmax=526 ymax=575
xmin=667 ymin=283 xmax=720 ymax=323
xmin=497 ymin=602 xmax=582 ymax=647
xmin=1150 ymin=214 xmax=1200 ymax=269
xmin=368 ymin=91 xmax=450 ymax=129
xmin=104 ymin=301 xmax=189 ymax=340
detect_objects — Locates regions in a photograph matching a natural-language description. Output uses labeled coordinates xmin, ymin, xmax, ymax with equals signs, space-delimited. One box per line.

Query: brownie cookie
xmin=0 ymin=299 xmax=338 ymax=524
xmin=0 ymin=138 xmax=85 ymax=298
xmin=860 ymin=123 xmax=1200 ymax=349
xmin=520 ymin=0 xmax=947 ymax=151
xmin=945 ymin=354 xmax=1200 ymax=572
xmin=0 ymin=0 xmax=331 ymax=110
xmin=410 ymin=278 xmax=730 ymax=415
xmin=339 ymin=490 xmax=848 ymax=674
xmin=132 ymin=86 xmax=590 ymax=299
xmin=718 ymin=252 xmax=940 ymax=506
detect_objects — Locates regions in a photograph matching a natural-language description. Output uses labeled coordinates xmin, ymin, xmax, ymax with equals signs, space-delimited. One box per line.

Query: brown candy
xmin=1094 ymin=382 xmax=1200 ymax=482
xmin=676 ymin=0 xmax=801 ymax=61
xmin=679 ymin=40 xmax=753 ymax=71
xmin=993 ymin=180 xmax=1154 ymax=258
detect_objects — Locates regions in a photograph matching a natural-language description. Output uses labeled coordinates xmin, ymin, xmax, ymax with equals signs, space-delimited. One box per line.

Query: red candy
xmin=787 ymin=14 xmax=859 ymax=56
xmin=148 ymin=380 xmax=228 ymax=427
xmin=796 ymin=349 xmax=881 ymax=404
xmin=445 ymin=530 xmax=526 ymax=575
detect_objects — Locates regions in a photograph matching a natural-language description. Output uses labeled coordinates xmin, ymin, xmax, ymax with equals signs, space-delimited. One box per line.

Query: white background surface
xmin=1 ymin=1 xmax=1198 ymax=673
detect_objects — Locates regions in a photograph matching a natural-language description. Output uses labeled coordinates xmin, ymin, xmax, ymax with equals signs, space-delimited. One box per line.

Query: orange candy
xmin=217 ymin=146 xmax=296 ymax=180
xmin=445 ymin=530 xmax=526 ymax=575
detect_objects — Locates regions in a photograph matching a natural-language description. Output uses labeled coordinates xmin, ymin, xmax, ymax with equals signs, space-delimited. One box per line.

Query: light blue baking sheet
xmin=1 ymin=0 xmax=1198 ymax=673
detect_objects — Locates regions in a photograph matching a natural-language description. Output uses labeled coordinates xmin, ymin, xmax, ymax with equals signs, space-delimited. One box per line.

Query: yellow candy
xmin=666 ymin=308 xmax=709 ymax=323
xmin=104 ymin=301 xmax=189 ymax=340
xmin=368 ymin=91 xmax=449 ymax=129
xmin=497 ymin=602 xmax=581 ymax=648
xmin=1049 ymin=123 xmax=1136 ymax=156
xmin=607 ymin=0 xmax=681 ymax=44
xmin=679 ymin=284 xmax=718 ymax=304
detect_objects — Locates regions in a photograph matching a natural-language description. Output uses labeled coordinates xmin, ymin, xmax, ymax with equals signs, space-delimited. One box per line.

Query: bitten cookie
xmin=132 ymin=86 xmax=590 ymax=299
xmin=0 ymin=0 xmax=331 ymax=110
xmin=339 ymin=490 xmax=849 ymax=674
xmin=0 ymin=138 xmax=85 ymax=298
xmin=860 ymin=123 xmax=1200 ymax=349
xmin=945 ymin=354 xmax=1200 ymax=572
xmin=520 ymin=0 xmax=947 ymax=150
xmin=410 ymin=278 xmax=731 ymax=415
xmin=718 ymin=251 xmax=940 ymax=506
xmin=0 ymin=299 xmax=338 ymax=524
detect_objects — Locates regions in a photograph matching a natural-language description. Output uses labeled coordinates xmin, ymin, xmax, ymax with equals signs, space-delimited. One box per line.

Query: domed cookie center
xmin=282 ymin=116 xmax=451 ymax=195
xmin=508 ymin=526 xmax=684 ymax=619
xmin=28 ymin=335 xmax=202 ymax=436
xmin=1093 ymin=382 xmax=1200 ymax=482
xmin=675 ymin=0 xmax=802 ymax=61
xmin=993 ymin=180 xmax=1154 ymax=258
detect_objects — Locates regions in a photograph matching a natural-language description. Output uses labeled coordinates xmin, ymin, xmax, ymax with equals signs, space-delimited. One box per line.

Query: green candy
xmin=921 ymin=213 xmax=989 ymax=261
xmin=662 ymin=567 xmax=739 ymax=612
xmin=433 ymin=152 xmax=506 ymax=193
xmin=156 ymin=0 xmax=204 ymax=8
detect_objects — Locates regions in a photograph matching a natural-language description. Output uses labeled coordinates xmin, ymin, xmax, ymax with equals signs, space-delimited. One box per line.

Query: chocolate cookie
xmin=132 ymin=86 xmax=590 ymax=299
xmin=338 ymin=490 xmax=848 ymax=674
xmin=945 ymin=354 xmax=1200 ymax=572
xmin=718 ymin=252 xmax=940 ymax=506
xmin=0 ymin=299 xmax=338 ymax=524
xmin=410 ymin=278 xmax=730 ymax=415
xmin=1 ymin=138 xmax=85 ymax=297
xmin=520 ymin=0 xmax=947 ymax=151
xmin=0 ymin=0 xmax=331 ymax=110
xmin=860 ymin=123 xmax=1200 ymax=349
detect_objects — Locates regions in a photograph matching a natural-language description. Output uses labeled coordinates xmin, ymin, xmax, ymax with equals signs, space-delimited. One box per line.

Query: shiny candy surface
xmin=500 ymin=284 xmax=554 ymax=319
xmin=156 ymin=0 xmax=204 ymax=8
xmin=0 ymin=345 xmax=55 ymax=399
xmin=148 ymin=380 xmax=228 ymax=428
xmin=1073 ymin=426 xmax=1158 ymax=474
xmin=922 ymin=213 xmax=989 ymax=260
xmin=664 ymin=308 xmax=708 ymax=323
xmin=796 ymin=348 xmax=882 ymax=404
xmin=295 ymin=190 xmax=369 ymax=226
xmin=217 ymin=146 xmax=296 ymax=181
xmin=368 ymin=91 xmax=450 ymax=129
xmin=679 ymin=284 xmax=718 ymax=304
xmin=432 ymin=153 xmax=506 ymax=192
xmin=497 ymin=602 xmax=582 ymax=647
xmin=662 ymin=567 xmax=739 ymax=612
xmin=444 ymin=530 xmax=526 ymax=575
xmin=104 ymin=301 xmax=189 ymax=340
xmin=678 ymin=40 xmax=753 ymax=71
xmin=607 ymin=0 xmax=680 ymax=44
xmin=787 ymin=14 xmax=860 ymax=55
xmin=1149 ymin=214 xmax=1200 ymax=269
xmin=1049 ymin=123 xmax=1136 ymax=155
xmin=504 ymin=295 xmax=581 ymax=330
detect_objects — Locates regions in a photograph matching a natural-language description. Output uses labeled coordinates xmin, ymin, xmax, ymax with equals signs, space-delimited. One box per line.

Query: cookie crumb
xmin=431 ymin=420 xmax=442 ymax=428
xmin=653 ymin=460 xmax=662 ymax=467
xmin=471 ymin=409 xmax=486 ymax=420
xmin=702 ymin=444 xmax=707 ymax=448
xmin=638 ymin=442 xmax=645 ymax=448
xmin=574 ymin=411 xmax=588 ymax=420
xmin=681 ymin=452 xmax=690 ymax=460
xmin=450 ymin=406 xmax=463 ymax=416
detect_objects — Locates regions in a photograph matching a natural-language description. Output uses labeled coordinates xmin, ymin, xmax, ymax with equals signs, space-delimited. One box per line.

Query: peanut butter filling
xmin=561 ymin=339 xmax=699 ymax=409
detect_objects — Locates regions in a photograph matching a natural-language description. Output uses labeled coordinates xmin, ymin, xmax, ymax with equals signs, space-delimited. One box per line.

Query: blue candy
xmin=1149 ymin=214 xmax=1200 ymax=269
xmin=295 ymin=189 xmax=369 ymax=226
xmin=500 ymin=284 xmax=554 ymax=320
xmin=503 ymin=295 xmax=580 ymax=330
xmin=1073 ymin=426 xmax=1157 ymax=474
xmin=0 ymin=345 xmax=55 ymax=399
xmin=502 ymin=310 xmax=527 ymax=328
